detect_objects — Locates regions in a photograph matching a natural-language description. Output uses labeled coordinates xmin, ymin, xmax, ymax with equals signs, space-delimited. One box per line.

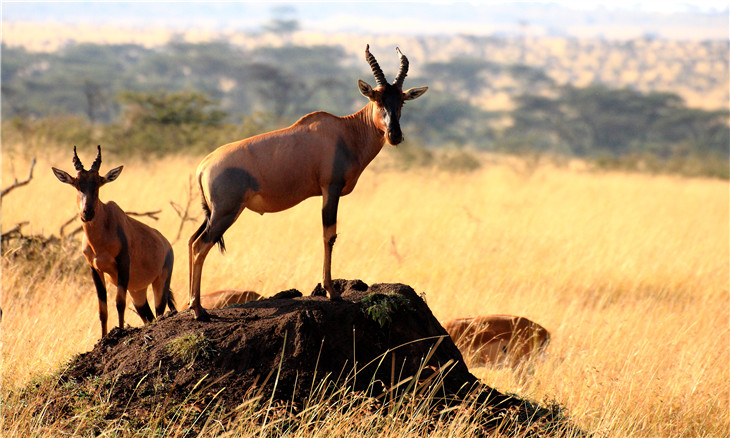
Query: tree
xmin=118 ymin=90 xmax=226 ymax=126
xmin=109 ymin=90 xmax=228 ymax=155
xmin=262 ymin=6 xmax=300 ymax=42
xmin=508 ymin=85 xmax=729 ymax=162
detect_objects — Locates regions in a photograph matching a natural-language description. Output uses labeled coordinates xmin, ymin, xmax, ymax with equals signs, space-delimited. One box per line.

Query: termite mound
xmin=40 ymin=280 xmax=579 ymax=435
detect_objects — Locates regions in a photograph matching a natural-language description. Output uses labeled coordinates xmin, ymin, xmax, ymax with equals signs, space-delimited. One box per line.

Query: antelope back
xmin=444 ymin=315 xmax=550 ymax=367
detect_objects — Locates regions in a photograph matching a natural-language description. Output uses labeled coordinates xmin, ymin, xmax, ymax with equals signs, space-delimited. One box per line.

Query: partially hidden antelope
xmin=443 ymin=315 xmax=551 ymax=368
xmin=52 ymin=146 xmax=176 ymax=337
xmin=188 ymin=45 xmax=428 ymax=320
xmin=181 ymin=289 xmax=262 ymax=310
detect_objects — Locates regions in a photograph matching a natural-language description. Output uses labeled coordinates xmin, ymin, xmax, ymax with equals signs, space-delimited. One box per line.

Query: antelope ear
xmin=358 ymin=80 xmax=375 ymax=99
xmin=102 ymin=165 xmax=123 ymax=184
xmin=403 ymin=86 xmax=428 ymax=101
xmin=52 ymin=167 xmax=75 ymax=185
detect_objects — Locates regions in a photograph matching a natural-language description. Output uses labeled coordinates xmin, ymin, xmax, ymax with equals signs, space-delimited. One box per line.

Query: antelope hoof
xmin=193 ymin=307 xmax=210 ymax=322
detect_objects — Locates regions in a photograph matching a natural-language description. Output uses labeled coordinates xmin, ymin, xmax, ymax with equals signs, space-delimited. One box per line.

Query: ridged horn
xmin=72 ymin=146 xmax=84 ymax=172
xmin=365 ymin=44 xmax=387 ymax=87
xmin=90 ymin=145 xmax=102 ymax=172
xmin=393 ymin=47 xmax=409 ymax=87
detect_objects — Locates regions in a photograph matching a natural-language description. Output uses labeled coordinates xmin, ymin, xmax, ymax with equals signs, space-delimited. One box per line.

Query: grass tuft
xmin=166 ymin=333 xmax=217 ymax=367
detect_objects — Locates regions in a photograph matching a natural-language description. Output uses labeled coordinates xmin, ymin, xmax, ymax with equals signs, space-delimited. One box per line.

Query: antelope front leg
xmin=322 ymin=184 xmax=343 ymax=301
xmin=115 ymin=244 xmax=131 ymax=330
xmin=90 ymin=267 xmax=108 ymax=337
xmin=115 ymin=285 xmax=127 ymax=330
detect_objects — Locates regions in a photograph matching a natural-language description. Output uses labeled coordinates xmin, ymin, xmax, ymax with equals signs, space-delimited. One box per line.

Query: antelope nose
xmin=388 ymin=129 xmax=403 ymax=145
xmin=81 ymin=209 xmax=95 ymax=222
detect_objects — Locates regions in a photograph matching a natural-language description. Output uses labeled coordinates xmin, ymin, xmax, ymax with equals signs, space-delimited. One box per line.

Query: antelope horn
xmin=90 ymin=145 xmax=102 ymax=172
xmin=72 ymin=146 xmax=84 ymax=171
xmin=393 ymin=47 xmax=409 ymax=88
xmin=365 ymin=44 xmax=387 ymax=87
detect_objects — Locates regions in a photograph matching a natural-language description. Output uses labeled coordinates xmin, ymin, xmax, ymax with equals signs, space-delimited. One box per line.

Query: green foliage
xmin=1 ymin=115 xmax=94 ymax=149
xmin=437 ymin=148 xmax=482 ymax=172
xmin=118 ymin=89 xmax=226 ymax=126
xmin=510 ymin=85 xmax=729 ymax=157
xmin=402 ymin=90 xmax=498 ymax=148
xmin=509 ymin=85 xmax=729 ymax=177
xmin=167 ymin=333 xmax=216 ymax=367
xmin=390 ymin=141 xmax=435 ymax=169
xmin=1 ymin=40 xmax=726 ymax=178
xmin=361 ymin=293 xmax=412 ymax=328
xmin=105 ymin=89 xmax=236 ymax=156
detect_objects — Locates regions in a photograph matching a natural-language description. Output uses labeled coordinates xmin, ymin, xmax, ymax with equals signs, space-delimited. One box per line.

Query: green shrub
xmin=361 ymin=293 xmax=412 ymax=328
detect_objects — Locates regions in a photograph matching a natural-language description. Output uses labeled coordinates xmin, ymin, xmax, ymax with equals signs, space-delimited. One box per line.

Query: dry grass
xmin=2 ymin=147 xmax=728 ymax=437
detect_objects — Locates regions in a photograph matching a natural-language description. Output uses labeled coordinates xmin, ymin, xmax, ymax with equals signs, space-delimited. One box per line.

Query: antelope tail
xmin=166 ymin=287 xmax=177 ymax=311
xmin=163 ymin=247 xmax=177 ymax=311
xmin=198 ymin=181 xmax=226 ymax=253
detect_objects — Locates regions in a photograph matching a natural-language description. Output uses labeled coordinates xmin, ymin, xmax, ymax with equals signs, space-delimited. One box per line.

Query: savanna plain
xmin=1 ymin=145 xmax=728 ymax=437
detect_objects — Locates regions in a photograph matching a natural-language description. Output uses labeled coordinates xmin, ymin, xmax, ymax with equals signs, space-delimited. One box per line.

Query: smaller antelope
xmin=181 ymin=289 xmax=262 ymax=310
xmin=52 ymin=146 xmax=176 ymax=337
xmin=443 ymin=315 xmax=550 ymax=368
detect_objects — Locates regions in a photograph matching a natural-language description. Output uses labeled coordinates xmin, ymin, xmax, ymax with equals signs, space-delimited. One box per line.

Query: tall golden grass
xmin=2 ymin=147 xmax=728 ymax=437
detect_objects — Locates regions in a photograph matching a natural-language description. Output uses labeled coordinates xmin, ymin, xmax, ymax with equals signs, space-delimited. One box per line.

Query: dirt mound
xmin=48 ymin=280 xmax=575 ymax=434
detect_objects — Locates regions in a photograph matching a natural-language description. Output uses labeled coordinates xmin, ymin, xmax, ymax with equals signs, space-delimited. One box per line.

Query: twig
xmin=170 ymin=174 xmax=199 ymax=244
xmin=125 ymin=210 xmax=161 ymax=221
xmin=1 ymin=157 xmax=36 ymax=197
xmin=1 ymin=221 xmax=29 ymax=243
xmin=462 ymin=206 xmax=483 ymax=223
xmin=390 ymin=235 xmax=404 ymax=265
xmin=58 ymin=209 xmax=160 ymax=240
xmin=59 ymin=214 xmax=79 ymax=237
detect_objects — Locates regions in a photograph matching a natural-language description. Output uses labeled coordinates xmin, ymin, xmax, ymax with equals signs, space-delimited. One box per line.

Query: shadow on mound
xmin=52 ymin=280 xmax=582 ymax=436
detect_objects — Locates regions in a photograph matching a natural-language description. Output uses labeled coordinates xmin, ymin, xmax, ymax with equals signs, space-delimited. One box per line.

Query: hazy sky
xmin=2 ymin=1 xmax=728 ymax=39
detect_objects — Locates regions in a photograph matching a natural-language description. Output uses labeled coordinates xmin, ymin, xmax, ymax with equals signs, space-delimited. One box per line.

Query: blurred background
xmin=2 ymin=1 xmax=728 ymax=178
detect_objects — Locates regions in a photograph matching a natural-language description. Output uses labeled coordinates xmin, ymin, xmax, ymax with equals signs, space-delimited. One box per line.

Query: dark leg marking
xmin=114 ymin=226 xmax=130 ymax=330
xmin=136 ymin=302 xmax=155 ymax=324
xmin=322 ymin=184 xmax=342 ymax=229
xmin=115 ymin=226 xmax=130 ymax=291
xmin=91 ymin=267 xmax=107 ymax=302
xmin=91 ymin=266 xmax=108 ymax=335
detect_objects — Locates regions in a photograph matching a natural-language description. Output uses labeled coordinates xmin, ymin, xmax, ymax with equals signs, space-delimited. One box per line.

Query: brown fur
xmin=187 ymin=45 xmax=428 ymax=321
xmin=53 ymin=147 xmax=176 ymax=338
xmin=443 ymin=315 xmax=550 ymax=368
xmin=181 ymin=290 xmax=262 ymax=310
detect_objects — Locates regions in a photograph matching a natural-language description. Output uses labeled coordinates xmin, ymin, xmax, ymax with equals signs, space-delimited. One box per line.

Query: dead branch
xmin=58 ymin=209 xmax=161 ymax=240
xmin=1 ymin=221 xmax=29 ymax=243
xmin=125 ymin=210 xmax=161 ymax=221
xmin=59 ymin=214 xmax=80 ymax=237
xmin=170 ymin=174 xmax=199 ymax=244
xmin=1 ymin=157 xmax=36 ymax=197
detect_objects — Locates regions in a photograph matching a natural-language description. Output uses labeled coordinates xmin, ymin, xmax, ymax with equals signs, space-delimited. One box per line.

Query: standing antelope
xmin=188 ymin=45 xmax=427 ymax=320
xmin=52 ymin=146 xmax=176 ymax=337
xmin=444 ymin=315 xmax=551 ymax=368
